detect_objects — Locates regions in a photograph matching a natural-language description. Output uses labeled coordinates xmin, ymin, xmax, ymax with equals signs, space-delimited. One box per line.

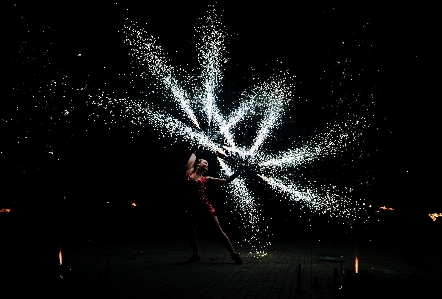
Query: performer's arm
xmin=205 ymin=171 xmax=241 ymax=185
xmin=186 ymin=146 xmax=202 ymax=176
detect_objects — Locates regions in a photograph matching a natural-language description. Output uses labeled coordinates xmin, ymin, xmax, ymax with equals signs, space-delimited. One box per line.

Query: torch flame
xmin=379 ymin=206 xmax=394 ymax=211
xmin=429 ymin=213 xmax=442 ymax=221
xmin=59 ymin=246 xmax=62 ymax=265
xmin=355 ymin=257 xmax=358 ymax=274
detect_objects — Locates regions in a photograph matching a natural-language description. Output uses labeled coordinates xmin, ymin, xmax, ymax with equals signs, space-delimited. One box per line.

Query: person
xmin=185 ymin=146 xmax=242 ymax=264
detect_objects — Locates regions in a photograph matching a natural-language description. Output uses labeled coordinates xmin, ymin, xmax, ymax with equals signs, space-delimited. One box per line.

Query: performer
xmin=185 ymin=146 xmax=242 ymax=264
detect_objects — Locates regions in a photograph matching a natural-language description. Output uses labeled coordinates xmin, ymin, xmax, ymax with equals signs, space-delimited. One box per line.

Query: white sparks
xmin=94 ymin=5 xmax=369 ymax=254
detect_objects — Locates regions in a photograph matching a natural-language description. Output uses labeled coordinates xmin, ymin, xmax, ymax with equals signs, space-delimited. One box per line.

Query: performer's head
xmin=195 ymin=158 xmax=209 ymax=173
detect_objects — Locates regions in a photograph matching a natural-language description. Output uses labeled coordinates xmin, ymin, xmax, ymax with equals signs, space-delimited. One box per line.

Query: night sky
xmin=2 ymin=2 xmax=439 ymax=224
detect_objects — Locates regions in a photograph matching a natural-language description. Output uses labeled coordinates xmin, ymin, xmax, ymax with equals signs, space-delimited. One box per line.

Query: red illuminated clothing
xmin=186 ymin=171 xmax=216 ymax=217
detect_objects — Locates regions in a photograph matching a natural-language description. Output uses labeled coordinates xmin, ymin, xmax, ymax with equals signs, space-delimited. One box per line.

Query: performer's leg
xmin=211 ymin=216 xmax=235 ymax=254
xmin=188 ymin=219 xmax=200 ymax=262
xmin=210 ymin=216 xmax=242 ymax=264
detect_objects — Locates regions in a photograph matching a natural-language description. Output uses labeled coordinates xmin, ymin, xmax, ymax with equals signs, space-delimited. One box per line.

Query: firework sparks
xmin=94 ymin=5 xmax=369 ymax=253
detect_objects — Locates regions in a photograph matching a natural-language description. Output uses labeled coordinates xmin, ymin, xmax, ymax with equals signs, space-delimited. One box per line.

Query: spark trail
xmin=93 ymin=6 xmax=369 ymax=254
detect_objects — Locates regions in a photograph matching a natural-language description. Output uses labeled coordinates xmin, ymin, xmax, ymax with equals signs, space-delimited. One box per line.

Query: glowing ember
xmin=131 ymin=202 xmax=138 ymax=207
xmin=0 ymin=208 xmax=12 ymax=213
xmin=428 ymin=213 xmax=442 ymax=221
xmin=355 ymin=257 xmax=359 ymax=274
xmin=379 ymin=206 xmax=394 ymax=211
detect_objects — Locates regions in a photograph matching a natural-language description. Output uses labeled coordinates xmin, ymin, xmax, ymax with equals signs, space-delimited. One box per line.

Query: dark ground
xmin=1 ymin=204 xmax=441 ymax=299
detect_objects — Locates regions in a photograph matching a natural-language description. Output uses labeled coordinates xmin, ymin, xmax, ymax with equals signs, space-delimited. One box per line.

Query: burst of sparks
xmin=93 ymin=5 xmax=369 ymax=253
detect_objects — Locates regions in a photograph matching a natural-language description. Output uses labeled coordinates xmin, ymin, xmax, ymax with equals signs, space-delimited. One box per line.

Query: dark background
xmin=1 ymin=2 xmax=439 ymax=245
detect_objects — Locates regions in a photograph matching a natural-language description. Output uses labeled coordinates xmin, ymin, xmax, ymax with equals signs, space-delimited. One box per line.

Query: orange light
xmin=131 ymin=202 xmax=137 ymax=207
xmin=429 ymin=213 xmax=442 ymax=221
xmin=59 ymin=247 xmax=62 ymax=265
xmin=379 ymin=206 xmax=394 ymax=211
xmin=0 ymin=208 xmax=12 ymax=213
xmin=355 ymin=257 xmax=359 ymax=274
